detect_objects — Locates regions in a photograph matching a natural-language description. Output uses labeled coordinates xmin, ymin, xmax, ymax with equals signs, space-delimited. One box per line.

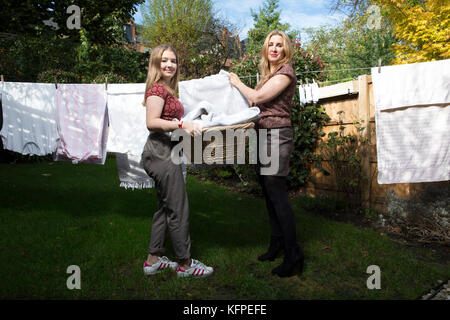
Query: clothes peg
xmin=105 ymin=77 xmax=108 ymax=90
xmin=378 ymin=58 xmax=382 ymax=73
xmin=1 ymin=75 xmax=4 ymax=85
xmin=54 ymin=77 xmax=58 ymax=89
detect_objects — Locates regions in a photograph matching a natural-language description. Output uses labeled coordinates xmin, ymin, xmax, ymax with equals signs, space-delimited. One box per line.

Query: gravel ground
xmin=421 ymin=279 xmax=450 ymax=300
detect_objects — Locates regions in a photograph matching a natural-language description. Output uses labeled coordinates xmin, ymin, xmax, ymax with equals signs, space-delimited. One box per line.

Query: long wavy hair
xmin=142 ymin=44 xmax=180 ymax=105
xmin=258 ymin=30 xmax=293 ymax=87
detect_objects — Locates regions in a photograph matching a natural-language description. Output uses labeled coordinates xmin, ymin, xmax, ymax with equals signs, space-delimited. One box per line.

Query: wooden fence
xmin=301 ymin=75 xmax=447 ymax=213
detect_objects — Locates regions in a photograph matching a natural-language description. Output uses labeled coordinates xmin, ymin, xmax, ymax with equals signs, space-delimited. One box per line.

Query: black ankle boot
xmin=258 ymin=237 xmax=284 ymax=262
xmin=271 ymin=247 xmax=304 ymax=277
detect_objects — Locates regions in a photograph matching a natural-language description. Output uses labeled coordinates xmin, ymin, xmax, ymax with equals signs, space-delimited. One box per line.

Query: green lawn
xmin=0 ymin=157 xmax=448 ymax=299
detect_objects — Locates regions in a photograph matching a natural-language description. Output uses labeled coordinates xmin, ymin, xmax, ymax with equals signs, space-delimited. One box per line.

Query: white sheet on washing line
xmin=1 ymin=82 xmax=59 ymax=156
xmin=371 ymin=59 xmax=450 ymax=184
xmin=106 ymin=83 xmax=149 ymax=156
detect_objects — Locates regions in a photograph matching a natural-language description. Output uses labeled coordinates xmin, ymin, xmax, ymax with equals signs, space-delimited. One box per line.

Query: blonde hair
xmin=258 ymin=30 xmax=293 ymax=86
xmin=142 ymin=44 xmax=180 ymax=105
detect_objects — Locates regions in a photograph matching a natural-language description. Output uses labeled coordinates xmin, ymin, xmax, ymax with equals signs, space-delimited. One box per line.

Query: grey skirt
xmin=257 ymin=127 xmax=294 ymax=176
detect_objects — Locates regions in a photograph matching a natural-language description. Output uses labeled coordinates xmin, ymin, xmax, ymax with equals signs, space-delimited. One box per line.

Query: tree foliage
xmin=302 ymin=12 xmax=396 ymax=82
xmin=0 ymin=0 xmax=148 ymax=83
xmin=327 ymin=0 xmax=450 ymax=64
xmin=373 ymin=0 xmax=450 ymax=63
xmin=246 ymin=0 xmax=291 ymax=55
xmin=0 ymin=0 xmax=144 ymax=45
xmin=141 ymin=0 xmax=235 ymax=79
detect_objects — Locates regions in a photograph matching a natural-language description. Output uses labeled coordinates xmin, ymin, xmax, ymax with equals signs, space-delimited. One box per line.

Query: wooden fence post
xmin=358 ymin=75 xmax=371 ymax=209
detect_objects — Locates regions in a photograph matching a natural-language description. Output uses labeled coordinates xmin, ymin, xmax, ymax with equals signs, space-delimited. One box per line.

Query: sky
xmin=133 ymin=0 xmax=346 ymax=41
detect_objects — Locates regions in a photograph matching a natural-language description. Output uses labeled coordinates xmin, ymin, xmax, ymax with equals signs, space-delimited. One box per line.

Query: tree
xmin=141 ymin=0 xmax=236 ymax=79
xmin=0 ymin=0 xmax=144 ymax=45
xmin=373 ymin=0 xmax=450 ymax=63
xmin=246 ymin=0 xmax=291 ymax=55
xmin=327 ymin=0 xmax=450 ymax=63
xmin=302 ymin=11 xmax=396 ymax=82
xmin=0 ymin=0 xmax=148 ymax=82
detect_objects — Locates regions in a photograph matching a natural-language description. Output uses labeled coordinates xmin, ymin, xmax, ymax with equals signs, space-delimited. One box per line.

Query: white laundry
xmin=54 ymin=83 xmax=108 ymax=164
xmin=116 ymin=152 xmax=187 ymax=189
xmin=106 ymin=83 xmax=148 ymax=156
xmin=179 ymin=70 xmax=250 ymax=116
xmin=312 ymin=81 xmax=320 ymax=103
xmin=115 ymin=153 xmax=155 ymax=190
xmin=371 ymin=60 xmax=450 ymax=184
xmin=372 ymin=59 xmax=450 ymax=111
xmin=182 ymin=101 xmax=260 ymax=128
xmin=181 ymin=101 xmax=213 ymax=122
xmin=1 ymin=82 xmax=59 ymax=156
xmin=106 ymin=83 xmax=154 ymax=189
xmin=304 ymin=84 xmax=312 ymax=103
xmin=298 ymin=85 xmax=307 ymax=105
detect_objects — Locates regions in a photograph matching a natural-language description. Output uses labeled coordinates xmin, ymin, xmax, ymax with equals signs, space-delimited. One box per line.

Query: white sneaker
xmin=176 ymin=258 xmax=214 ymax=278
xmin=143 ymin=256 xmax=178 ymax=275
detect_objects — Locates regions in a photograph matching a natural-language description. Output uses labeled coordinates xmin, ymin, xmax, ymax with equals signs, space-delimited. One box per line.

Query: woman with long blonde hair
xmin=141 ymin=44 xmax=213 ymax=278
xmin=229 ymin=30 xmax=304 ymax=277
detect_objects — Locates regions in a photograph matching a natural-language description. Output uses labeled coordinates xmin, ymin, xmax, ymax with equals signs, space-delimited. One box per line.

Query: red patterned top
xmin=144 ymin=83 xmax=184 ymax=121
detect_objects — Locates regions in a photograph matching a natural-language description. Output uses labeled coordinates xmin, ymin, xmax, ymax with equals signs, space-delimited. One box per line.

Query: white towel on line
xmin=374 ymin=105 xmax=449 ymax=184
xmin=106 ymin=83 xmax=154 ymax=189
xmin=106 ymin=83 xmax=148 ymax=156
xmin=179 ymin=70 xmax=250 ymax=116
xmin=371 ymin=60 xmax=450 ymax=184
xmin=0 ymin=82 xmax=59 ymax=156
xmin=115 ymin=153 xmax=155 ymax=189
xmin=372 ymin=59 xmax=450 ymax=111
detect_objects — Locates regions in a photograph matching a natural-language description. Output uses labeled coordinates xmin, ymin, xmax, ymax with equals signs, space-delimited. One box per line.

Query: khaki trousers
xmin=142 ymin=132 xmax=191 ymax=260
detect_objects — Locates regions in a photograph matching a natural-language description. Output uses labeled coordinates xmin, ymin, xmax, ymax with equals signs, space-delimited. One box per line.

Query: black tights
xmin=258 ymin=174 xmax=303 ymax=260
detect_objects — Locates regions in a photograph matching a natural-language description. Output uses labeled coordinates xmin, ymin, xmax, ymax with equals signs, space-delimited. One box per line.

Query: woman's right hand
xmin=182 ymin=122 xmax=202 ymax=136
xmin=228 ymin=72 xmax=242 ymax=88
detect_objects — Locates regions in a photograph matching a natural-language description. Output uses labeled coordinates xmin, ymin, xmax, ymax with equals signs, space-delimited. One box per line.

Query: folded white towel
xmin=1 ymin=82 xmax=59 ymax=156
xmin=179 ymin=70 xmax=250 ymax=116
xmin=182 ymin=101 xmax=259 ymax=128
xmin=181 ymin=101 xmax=213 ymax=122
xmin=371 ymin=59 xmax=450 ymax=111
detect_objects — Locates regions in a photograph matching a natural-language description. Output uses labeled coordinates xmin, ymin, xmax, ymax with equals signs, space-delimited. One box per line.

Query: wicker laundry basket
xmin=184 ymin=122 xmax=256 ymax=164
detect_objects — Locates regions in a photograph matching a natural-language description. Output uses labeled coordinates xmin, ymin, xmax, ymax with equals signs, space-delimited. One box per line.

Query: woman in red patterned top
xmin=229 ymin=31 xmax=304 ymax=278
xmin=141 ymin=44 xmax=213 ymax=278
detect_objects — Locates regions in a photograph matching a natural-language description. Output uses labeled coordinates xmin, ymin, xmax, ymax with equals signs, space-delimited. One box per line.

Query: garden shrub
xmin=37 ymin=69 xmax=79 ymax=83
xmin=318 ymin=115 xmax=367 ymax=212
